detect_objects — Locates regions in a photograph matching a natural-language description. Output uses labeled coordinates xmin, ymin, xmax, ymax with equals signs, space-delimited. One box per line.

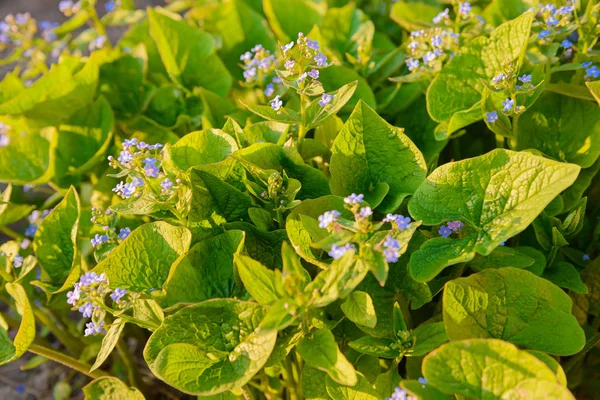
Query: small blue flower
xmin=560 ymin=39 xmax=573 ymax=49
xmin=67 ymin=284 xmax=81 ymax=306
xmin=459 ymin=2 xmax=472 ymax=16
xmin=240 ymin=51 xmax=252 ymax=61
xmin=284 ymin=60 xmax=295 ymax=70
xmin=117 ymin=150 xmax=134 ymax=165
xmin=555 ymin=6 xmax=574 ymax=16
xmin=423 ymin=51 xmax=436 ymax=64
xmin=491 ymin=73 xmax=506 ymax=85
xmin=308 ymin=69 xmax=319 ymax=79
xmin=84 ymin=321 xmax=105 ymax=337
xmin=319 ymin=93 xmax=333 ymax=107
xmin=328 ymin=243 xmax=355 ymax=260
xmin=13 ymin=254 xmax=23 ymax=268
xmin=89 ymin=35 xmax=107 ymax=51
xmin=264 ymin=83 xmax=274 ymax=97
xmin=538 ymin=30 xmax=551 ymax=39
xmin=306 ymin=38 xmax=319 ymax=50
xmin=408 ymin=41 xmax=419 ymax=51
xmin=439 ymin=225 xmax=452 ymax=238
xmin=25 ymin=224 xmax=38 ymax=238
xmin=251 ymin=44 xmax=263 ymax=52
xmin=582 ymin=62 xmax=593 ymax=68
xmin=406 ymin=58 xmax=419 ymax=71
xmin=91 ymin=234 xmax=110 ymax=247
xmin=500 ymin=241 xmax=506 ymax=246
xmin=144 ymin=164 xmax=159 ymax=178
xmin=486 ymin=111 xmax=499 ymax=123
xmin=161 ymin=178 xmax=173 ymax=192
xmin=418 ymin=377 xmax=428 ymax=385
xmin=586 ymin=65 xmax=600 ymax=79
xmin=132 ymin=177 xmax=144 ymax=187
xmin=297 ymin=72 xmax=308 ymax=83
xmin=384 ymin=236 xmax=401 ymax=250
xmin=583 ymin=254 xmax=591 ymax=261
xmin=118 ymin=227 xmax=131 ymax=240
xmin=16 ymin=384 xmax=25 ymax=394
xmin=546 ymin=16 xmax=559 ymax=26
xmin=104 ymin=0 xmax=116 ymax=12
xmin=502 ymin=98 xmax=514 ymax=112
xmin=78 ymin=302 xmax=94 ymax=318
xmin=432 ymin=8 xmax=449 ymax=24
xmin=344 ymin=193 xmax=364 ymax=204
xmin=59 ymin=1 xmax=74 ymax=13
xmin=243 ymin=67 xmax=257 ymax=81
xmin=123 ymin=138 xmax=138 ymax=148
xmin=388 ymin=386 xmax=409 ymax=400
xmin=318 ymin=210 xmax=341 ymax=229
xmin=359 ymin=207 xmax=372 ymax=218
xmin=447 ymin=221 xmax=464 ymax=231
xmin=110 ymin=288 xmax=127 ymax=303
xmin=271 ymin=95 xmax=283 ymax=111
xmin=281 ymin=41 xmax=294 ymax=53
xmin=518 ymin=74 xmax=532 ymax=83
xmin=315 ymin=53 xmax=328 ymax=67
xmin=431 ymin=35 xmax=442 ymax=48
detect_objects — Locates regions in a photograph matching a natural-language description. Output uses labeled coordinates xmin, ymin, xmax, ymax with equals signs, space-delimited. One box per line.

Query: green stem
xmin=283 ymin=356 xmax=298 ymax=400
xmin=28 ymin=343 xmax=109 ymax=379
xmin=298 ymin=94 xmax=307 ymax=144
xmin=0 ymin=227 xmax=23 ymax=241
xmin=564 ymin=331 xmax=600 ymax=373
xmin=117 ymin=339 xmax=144 ymax=390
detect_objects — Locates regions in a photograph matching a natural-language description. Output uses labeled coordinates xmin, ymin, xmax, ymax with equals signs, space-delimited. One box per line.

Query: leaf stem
xmin=28 ymin=343 xmax=109 ymax=379
xmin=298 ymin=94 xmax=307 ymax=144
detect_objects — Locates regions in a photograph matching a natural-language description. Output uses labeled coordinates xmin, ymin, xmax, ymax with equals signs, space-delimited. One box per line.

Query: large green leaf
xmin=93 ymin=222 xmax=191 ymax=291
xmin=163 ymin=129 xmax=239 ymax=172
xmin=162 ymin=231 xmax=245 ymax=306
xmin=189 ymin=169 xmax=252 ymax=223
xmin=144 ymin=299 xmax=276 ymax=396
xmin=297 ymin=328 xmax=357 ymax=386
xmin=408 ymin=149 xmax=580 ymax=281
xmin=513 ymin=92 xmax=600 ymax=168
xmin=426 ymin=12 xmax=533 ymax=125
xmin=33 ymin=187 xmax=80 ymax=285
xmin=423 ymin=339 xmax=563 ymax=399
xmin=83 ymin=377 xmax=145 ymax=400
xmin=234 ymin=254 xmax=279 ymax=306
xmin=341 ymin=291 xmax=377 ymax=329
xmin=444 ymin=268 xmax=585 ymax=355
xmin=147 ymin=7 xmax=232 ymax=96
xmin=0 ymin=132 xmax=56 ymax=184
xmin=263 ymin=0 xmax=325 ymax=42
xmin=0 ymin=283 xmax=35 ymax=366
xmin=330 ymin=101 xmax=427 ymax=212
xmin=54 ymin=96 xmax=114 ymax=186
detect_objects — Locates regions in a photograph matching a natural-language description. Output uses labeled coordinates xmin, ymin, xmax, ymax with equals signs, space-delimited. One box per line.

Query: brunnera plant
xmin=0 ymin=0 xmax=599 ymax=398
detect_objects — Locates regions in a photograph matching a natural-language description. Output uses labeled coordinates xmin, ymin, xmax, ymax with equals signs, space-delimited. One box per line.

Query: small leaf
xmin=90 ymin=319 xmax=126 ymax=372
xmin=341 ymin=291 xmax=377 ymax=328
xmin=83 ymin=377 xmax=144 ymax=400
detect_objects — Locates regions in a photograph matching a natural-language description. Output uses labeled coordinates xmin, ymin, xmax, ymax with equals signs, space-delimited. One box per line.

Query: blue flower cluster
xmin=405 ymin=28 xmax=458 ymax=74
xmin=317 ymin=193 xmax=413 ymax=264
xmin=66 ymin=272 xmax=128 ymax=337
xmin=439 ymin=220 xmax=464 ymax=238
xmin=240 ymin=44 xmax=279 ymax=88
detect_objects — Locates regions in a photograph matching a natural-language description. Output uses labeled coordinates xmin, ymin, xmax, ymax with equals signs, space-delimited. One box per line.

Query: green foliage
xmin=0 ymin=1 xmax=598 ymax=399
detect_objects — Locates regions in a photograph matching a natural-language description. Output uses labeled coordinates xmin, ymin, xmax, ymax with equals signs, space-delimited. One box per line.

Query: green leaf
xmin=427 ymin=12 xmax=533 ymax=124
xmin=401 ymin=380 xmax=450 ymax=400
xmin=33 ymin=187 xmax=80 ymax=285
xmin=162 ymin=231 xmax=244 ymax=306
xmin=526 ymin=350 xmax=567 ymax=386
xmin=54 ymin=96 xmax=114 ymax=185
xmin=468 ymin=246 xmax=535 ymax=272
xmin=144 ymin=299 xmax=276 ymax=396
xmin=225 ymin=222 xmax=288 ymax=269
xmin=325 ymin=372 xmax=379 ymax=400
xmin=0 ymin=132 xmax=56 ymax=184
xmin=443 ymin=267 xmax=585 ymax=355
xmin=513 ymin=93 xmax=600 ymax=168
xmin=408 ymin=149 xmax=580 ymax=281
xmin=303 ymin=367 xmax=330 ymax=400
xmin=297 ymin=328 xmax=357 ymax=386
xmin=90 ymin=319 xmax=126 ymax=372
xmin=391 ymin=2 xmax=440 ymax=31
xmin=348 ymin=336 xmax=400 ymax=358
xmin=319 ymin=5 xmax=363 ymax=62
xmin=341 ymin=291 xmax=377 ymax=328
xmin=587 ymin=80 xmax=600 ymax=106
xmin=318 ymin=67 xmax=375 ymax=115
xmin=0 ymin=283 xmax=35 ymax=366
xmin=234 ymin=254 xmax=279 ymax=306
xmin=411 ymin=322 xmax=448 ymax=357
xmin=92 ymin=221 xmax=191 ymax=291
xmin=83 ymin=377 xmax=145 ymax=400
xmin=147 ymin=7 xmax=232 ymax=95
xmin=500 ymin=379 xmax=575 ymax=399
xmin=330 ymin=101 xmax=427 ymax=212
xmin=423 ymin=339 xmax=561 ymax=399
xmin=164 ymin=129 xmax=239 ymax=172
xmin=263 ymin=0 xmax=325 ymax=42
xmin=188 ymin=169 xmax=252 ymax=223
xmin=132 ymin=299 xmax=164 ymax=328
xmin=542 ymin=261 xmax=587 ymax=294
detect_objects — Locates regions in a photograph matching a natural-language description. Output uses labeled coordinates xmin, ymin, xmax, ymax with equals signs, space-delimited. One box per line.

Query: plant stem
xmin=0 ymin=226 xmax=23 ymax=241
xmin=117 ymin=339 xmax=145 ymax=390
xmin=298 ymin=94 xmax=307 ymax=144
xmin=33 ymin=308 xmax=84 ymax=355
xmin=88 ymin=5 xmax=112 ymax=49
xmin=28 ymin=343 xmax=109 ymax=379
